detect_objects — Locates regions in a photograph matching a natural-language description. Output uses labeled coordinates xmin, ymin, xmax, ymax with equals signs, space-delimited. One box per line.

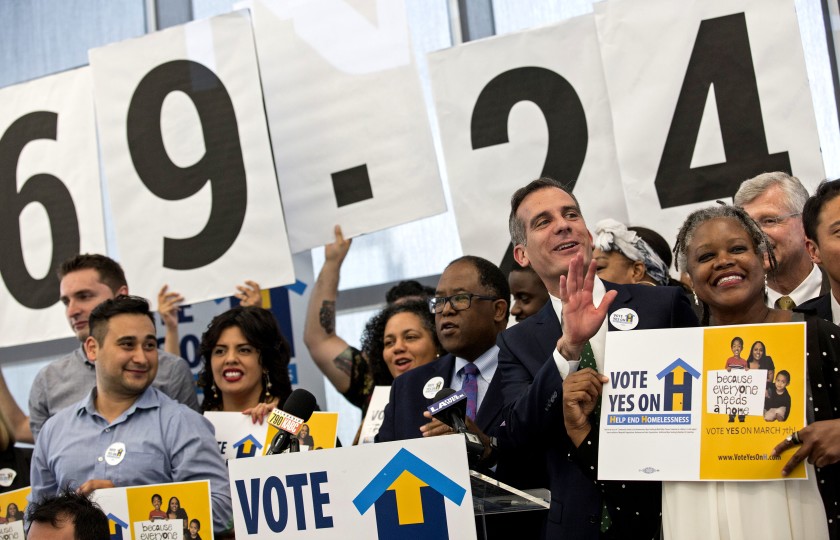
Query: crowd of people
xmin=3 ymin=171 xmax=840 ymax=539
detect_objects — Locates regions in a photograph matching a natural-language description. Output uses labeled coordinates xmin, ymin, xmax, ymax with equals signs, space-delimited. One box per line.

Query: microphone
xmin=265 ymin=389 xmax=318 ymax=455
xmin=427 ymin=388 xmax=485 ymax=459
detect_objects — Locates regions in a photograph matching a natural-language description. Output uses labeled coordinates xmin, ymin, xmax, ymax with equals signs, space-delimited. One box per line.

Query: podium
xmin=471 ymin=470 xmax=550 ymax=539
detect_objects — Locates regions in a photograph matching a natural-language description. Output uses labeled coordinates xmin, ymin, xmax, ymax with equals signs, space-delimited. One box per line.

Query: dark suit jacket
xmin=798 ymin=292 xmax=832 ymax=321
xmin=375 ymin=352 xmax=504 ymax=446
xmin=497 ymin=281 xmax=698 ymax=540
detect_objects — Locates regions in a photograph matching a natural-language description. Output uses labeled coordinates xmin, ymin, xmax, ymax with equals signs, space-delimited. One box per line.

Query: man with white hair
xmin=734 ymin=171 xmax=829 ymax=309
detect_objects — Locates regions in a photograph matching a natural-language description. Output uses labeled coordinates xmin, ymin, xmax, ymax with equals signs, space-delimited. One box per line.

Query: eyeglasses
xmin=756 ymin=212 xmax=801 ymax=228
xmin=428 ymin=293 xmax=497 ymax=314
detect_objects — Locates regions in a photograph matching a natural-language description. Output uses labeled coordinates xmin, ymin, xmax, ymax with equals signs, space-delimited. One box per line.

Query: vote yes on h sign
xmin=0 ymin=67 xmax=107 ymax=347
xmin=89 ymin=10 xmax=294 ymax=309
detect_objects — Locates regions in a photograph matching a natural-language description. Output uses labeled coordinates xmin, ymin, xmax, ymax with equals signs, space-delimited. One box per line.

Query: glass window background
xmin=1 ymin=0 xmax=838 ymax=445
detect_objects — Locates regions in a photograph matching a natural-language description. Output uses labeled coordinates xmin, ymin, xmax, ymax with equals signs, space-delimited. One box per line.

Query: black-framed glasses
xmin=757 ymin=212 xmax=801 ymax=228
xmin=428 ymin=293 xmax=497 ymax=314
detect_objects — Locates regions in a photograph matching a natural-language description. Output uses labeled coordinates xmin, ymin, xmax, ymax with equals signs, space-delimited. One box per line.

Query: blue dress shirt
xmin=30 ymin=386 xmax=231 ymax=530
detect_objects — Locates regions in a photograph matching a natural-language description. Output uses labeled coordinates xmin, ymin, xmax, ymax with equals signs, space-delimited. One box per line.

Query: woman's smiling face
xmin=686 ymin=218 xmax=765 ymax=311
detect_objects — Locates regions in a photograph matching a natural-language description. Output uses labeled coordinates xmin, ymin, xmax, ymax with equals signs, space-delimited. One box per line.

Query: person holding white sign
xmin=25 ymin=254 xmax=198 ymax=443
xmin=497 ymin=177 xmax=698 ymax=539
xmin=29 ymin=296 xmax=232 ymax=532
xmin=303 ymin=225 xmax=434 ymax=416
xmin=667 ymin=204 xmax=840 ymax=539
xmin=197 ymin=306 xmax=293 ymax=423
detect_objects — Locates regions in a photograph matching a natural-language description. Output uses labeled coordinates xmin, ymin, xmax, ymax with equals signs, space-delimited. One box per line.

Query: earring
xmin=764 ymin=274 xmax=769 ymax=296
xmin=264 ymin=371 xmax=272 ymax=399
xmin=693 ymin=291 xmax=699 ymax=306
xmin=211 ymin=383 xmax=218 ymax=400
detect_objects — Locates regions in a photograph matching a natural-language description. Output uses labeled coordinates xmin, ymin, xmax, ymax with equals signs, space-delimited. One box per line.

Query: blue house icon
xmin=353 ymin=448 xmax=467 ymax=540
xmin=656 ymin=358 xmax=701 ymax=411
xmin=232 ymin=434 xmax=264 ymax=458
xmin=107 ymin=513 xmax=128 ymax=540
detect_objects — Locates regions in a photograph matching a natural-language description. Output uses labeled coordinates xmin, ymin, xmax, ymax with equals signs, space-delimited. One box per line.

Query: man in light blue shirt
xmin=30 ymin=296 xmax=231 ymax=531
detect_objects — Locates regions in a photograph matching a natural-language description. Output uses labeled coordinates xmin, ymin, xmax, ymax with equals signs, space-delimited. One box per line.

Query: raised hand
xmin=325 ymin=225 xmax=352 ymax=264
xmin=556 ymin=254 xmax=617 ymax=359
xmin=157 ymin=284 xmax=183 ymax=332
xmin=235 ymin=280 xmax=263 ymax=308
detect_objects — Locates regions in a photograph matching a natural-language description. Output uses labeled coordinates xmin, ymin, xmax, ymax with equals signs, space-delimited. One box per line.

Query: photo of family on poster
xmin=0 ymin=502 xmax=23 ymax=524
xmin=148 ymin=493 xmax=202 ymax=539
xmin=724 ymin=336 xmax=791 ymax=422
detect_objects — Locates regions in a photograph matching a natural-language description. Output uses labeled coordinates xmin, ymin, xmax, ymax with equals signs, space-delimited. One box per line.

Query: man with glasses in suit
xmin=376 ymin=255 xmax=509 ymax=475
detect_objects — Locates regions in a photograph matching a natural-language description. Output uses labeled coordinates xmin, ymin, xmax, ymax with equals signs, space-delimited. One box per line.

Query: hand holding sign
xmin=774 ymin=419 xmax=840 ymax=476
xmin=563 ymin=369 xmax=608 ymax=447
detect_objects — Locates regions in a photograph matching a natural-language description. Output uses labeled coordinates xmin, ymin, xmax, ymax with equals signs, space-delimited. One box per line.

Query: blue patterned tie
xmin=462 ymin=363 xmax=479 ymax=421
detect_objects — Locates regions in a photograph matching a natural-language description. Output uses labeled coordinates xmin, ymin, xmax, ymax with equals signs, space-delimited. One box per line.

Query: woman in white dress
xmin=666 ymin=204 xmax=840 ymax=539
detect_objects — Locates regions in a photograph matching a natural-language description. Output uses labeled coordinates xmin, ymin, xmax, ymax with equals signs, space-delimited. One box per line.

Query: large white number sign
xmin=0 ymin=67 xmax=106 ymax=346
xmin=250 ymin=0 xmax=447 ymax=252
xmin=595 ymin=0 xmax=824 ymax=241
xmin=429 ymin=14 xmax=627 ymax=265
xmin=90 ymin=10 xmax=294 ymax=308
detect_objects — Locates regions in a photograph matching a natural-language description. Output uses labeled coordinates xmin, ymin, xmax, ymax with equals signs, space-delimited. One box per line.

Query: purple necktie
xmin=462 ymin=363 xmax=479 ymax=421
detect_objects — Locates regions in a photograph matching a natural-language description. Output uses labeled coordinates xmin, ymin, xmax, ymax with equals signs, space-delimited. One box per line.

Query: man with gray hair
xmin=734 ymin=171 xmax=828 ymax=309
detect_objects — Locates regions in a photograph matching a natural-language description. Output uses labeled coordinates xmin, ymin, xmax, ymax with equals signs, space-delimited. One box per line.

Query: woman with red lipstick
xmin=664 ymin=204 xmax=840 ymax=539
xmin=198 ymin=306 xmax=293 ymax=423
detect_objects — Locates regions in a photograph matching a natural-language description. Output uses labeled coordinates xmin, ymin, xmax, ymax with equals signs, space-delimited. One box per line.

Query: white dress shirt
xmin=766 ymin=263 xmax=822 ymax=308
xmin=551 ymin=276 xmax=608 ymax=379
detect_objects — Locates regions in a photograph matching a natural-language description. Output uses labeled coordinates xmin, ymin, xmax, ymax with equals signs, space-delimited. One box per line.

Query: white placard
xmin=429 ymin=14 xmax=627 ymax=265
xmin=205 ymin=411 xmax=271 ymax=460
xmin=134 ymin=520 xmax=184 ymax=540
xmin=0 ymin=521 xmax=23 ymax=539
xmin=706 ymin=369 xmax=767 ymax=417
xmin=595 ymin=0 xmax=824 ymax=245
xmin=0 ymin=67 xmax=106 ymax=347
xmin=89 ymin=10 xmax=294 ymax=308
xmin=250 ymin=0 xmax=446 ymax=252
xmin=358 ymin=385 xmax=390 ymax=444
xmin=228 ymin=436 xmax=475 ymax=538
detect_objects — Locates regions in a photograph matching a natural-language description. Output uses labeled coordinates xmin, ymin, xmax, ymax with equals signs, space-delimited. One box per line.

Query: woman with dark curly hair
xmin=198 ymin=306 xmax=293 ymax=423
xmin=360 ymin=299 xmax=444 ymax=385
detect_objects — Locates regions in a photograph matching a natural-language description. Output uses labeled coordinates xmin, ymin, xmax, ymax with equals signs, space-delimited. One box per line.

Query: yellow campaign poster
xmin=700 ymin=324 xmax=806 ymax=480
xmin=599 ymin=323 xmax=807 ymax=481
xmin=263 ymin=411 xmax=340 ymax=454
xmin=92 ymin=480 xmax=212 ymax=540
xmin=0 ymin=486 xmax=29 ymax=537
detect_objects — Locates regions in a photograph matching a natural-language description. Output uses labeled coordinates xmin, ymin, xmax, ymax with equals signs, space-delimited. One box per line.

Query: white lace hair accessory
xmin=593 ymin=219 xmax=669 ymax=286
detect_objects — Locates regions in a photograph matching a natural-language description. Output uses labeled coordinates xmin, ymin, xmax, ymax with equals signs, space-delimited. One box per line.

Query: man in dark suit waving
xmin=376 ymin=255 xmax=509 ymax=474
xmin=498 ymin=178 xmax=698 ymax=539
